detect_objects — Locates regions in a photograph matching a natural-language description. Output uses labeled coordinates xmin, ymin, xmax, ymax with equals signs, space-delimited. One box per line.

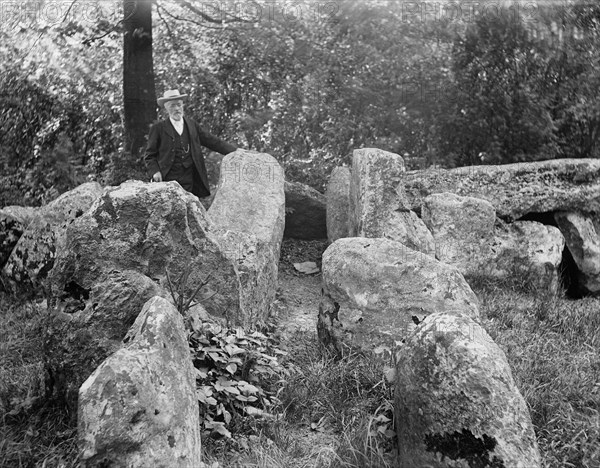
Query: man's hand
xmin=152 ymin=171 xmax=163 ymax=182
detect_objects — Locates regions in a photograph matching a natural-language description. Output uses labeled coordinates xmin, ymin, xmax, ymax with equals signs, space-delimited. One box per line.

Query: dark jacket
xmin=144 ymin=116 xmax=237 ymax=197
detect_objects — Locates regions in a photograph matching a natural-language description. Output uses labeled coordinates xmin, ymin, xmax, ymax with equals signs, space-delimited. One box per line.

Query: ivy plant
xmin=189 ymin=323 xmax=287 ymax=438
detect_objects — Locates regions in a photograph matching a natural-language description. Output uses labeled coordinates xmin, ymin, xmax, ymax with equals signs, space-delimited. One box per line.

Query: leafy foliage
xmin=537 ymin=2 xmax=600 ymax=160
xmin=437 ymin=3 xmax=600 ymax=167
xmin=0 ymin=66 xmax=84 ymax=206
xmin=189 ymin=323 xmax=286 ymax=439
xmin=441 ymin=12 xmax=558 ymax=166
xmin=2 ymin=0 xmax=600 ymax=201
xmin=152 ymin=0 xmax=600 ymax=184
xmin=0 ymin=9 xmax=122 ymax=206
xmin=185 ymin=1 xmax=459 ymax=188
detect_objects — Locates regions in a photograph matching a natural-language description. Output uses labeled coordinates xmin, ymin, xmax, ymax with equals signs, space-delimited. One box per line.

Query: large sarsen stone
xmin=404 ymin=159 xmax=600 ymax=220
xmin=45 ymin=181 xmax=239 ymax=406
xmin=317 ymin=237 xmax=479 ymax=354
xmin=326 ymin=166 xmax=351 ymax=243
xmin=208 ymin=149 xmax=285 ymax=326
xmin=554 ymin=211 xmax=600 ymax=295
xmin=422 ymin=193 xmax=496 ymax=274
xmin=349 ymin=148 xmax=435 ymax=256
xmin=395 ymin=312 xmax=542 ymax=468
xmin=2 ymin=182 xmax=103 ymax=293
xmin=78 ymin=296 xmax=202 ymax=468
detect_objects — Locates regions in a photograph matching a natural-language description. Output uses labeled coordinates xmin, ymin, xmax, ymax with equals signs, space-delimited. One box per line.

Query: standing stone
xmin=554 ymin=211 xmax=600 ymax=294
xmin=420 ymin=193 xmax=564 ymax=290
xmin=318 ymin=237 xmax=479 ymax=355
xmin=208 ymin=149 xmax=285 ymax=326
xmin=326 ymin=167 xmax=351 ymax=242
xmin=487 ymin=220 xmax=565 ymax=291
xmin=283 ymin=181 xmax=327 ymax=240
xmin=404 ymin=158 xmax=600 ymax=220
xmin=422 ymin=193 xmax=496 ymax=274
xmin=78 ymin=296 xmax=202 ymax=468
xmin=0 ymin=206 xmax=38 ymax=268
xmin=2 ymin=182 xmax=103 ymax=293
xmin=395 ymin=312 xmax=542 ymax=468
xmin=45 ymin=181 xmax=239 ymax=407
xmin=349 ymin=148 xmax=434 ymax=256
xmin=48 ymin=181 xmax=238 ymax=321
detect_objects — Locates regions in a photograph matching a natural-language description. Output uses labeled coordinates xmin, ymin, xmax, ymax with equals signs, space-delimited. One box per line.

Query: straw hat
xmin=157 ymin=89 xmax=188 ymax=107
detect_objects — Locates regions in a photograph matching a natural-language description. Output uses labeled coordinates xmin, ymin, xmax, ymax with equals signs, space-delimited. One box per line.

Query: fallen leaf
xmin=383 ymin=366 xmax=396 ymax=383
xmin=293 ymin=261 xmax=320 ymax=274
xmin=245 ymin=406 xmax=264 ymax=416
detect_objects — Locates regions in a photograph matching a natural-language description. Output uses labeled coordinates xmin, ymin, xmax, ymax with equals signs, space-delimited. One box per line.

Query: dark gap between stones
xmin=516 ymin=211 xmax=582 ymax=298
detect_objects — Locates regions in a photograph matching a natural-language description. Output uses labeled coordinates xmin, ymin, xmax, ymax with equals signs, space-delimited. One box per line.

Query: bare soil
xmin=273 ymin=238 xmax=328 ymax=342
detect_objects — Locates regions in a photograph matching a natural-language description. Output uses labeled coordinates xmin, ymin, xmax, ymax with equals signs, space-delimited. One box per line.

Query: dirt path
xmin=272 ymin=238 xmax=328 ymax=341
xmin=263 ymin=240 xmax=342 ymax=467
xmin=274 ymin=268 xmax=321 ymax=340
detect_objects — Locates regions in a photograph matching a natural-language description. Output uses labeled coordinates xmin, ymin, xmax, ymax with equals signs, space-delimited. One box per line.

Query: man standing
xmin=144 ymin=89 xmax=237 ymax=200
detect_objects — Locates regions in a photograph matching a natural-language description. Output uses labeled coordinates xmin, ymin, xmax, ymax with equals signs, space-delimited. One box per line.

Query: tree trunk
xmin=120 ymin=0 xmax=156 ymax=180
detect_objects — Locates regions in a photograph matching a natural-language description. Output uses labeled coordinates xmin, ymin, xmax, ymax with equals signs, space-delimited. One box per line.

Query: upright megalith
xmin=326 ymin=166 xmax=351 ymax=243
xmin=2 ymin=182 xmax=103 ymax=293
xmin=317 ymin=237 xmax=479 ymax=355
xmin=349 ymin=148 xmax=435 ymax=256
xmin=422 ymin=192 xmax=565 ymax=290
xmin=554 ymin=211 xmax=600 ymax=295
xmin=48 ymin=181 xmax=239 ymax=320
xmin=209 ymin=149 xmax=285 ymax=326
xmin=78 ymin=296 xmax=202 ymax=468
xmin=45 ymin=181 xmax=239 ymax=406
xmin=422 ymin=193 xmax=496 ymax=274
xmin=487 ymin=220 xmax=565 ymax=290
xmin=395 ymin=312 xmax=542 ymax=468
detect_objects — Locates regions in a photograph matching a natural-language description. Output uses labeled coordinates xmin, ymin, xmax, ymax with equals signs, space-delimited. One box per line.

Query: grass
xmin=469 ymin=275 xmax=600 ymax=468
xmin=1 ymin=267 xmax=599 ymax=467
xmin=199 ymin=330 xmax=396 ymax=468
xmin=0 ymin=293 xmax=79 ymax=468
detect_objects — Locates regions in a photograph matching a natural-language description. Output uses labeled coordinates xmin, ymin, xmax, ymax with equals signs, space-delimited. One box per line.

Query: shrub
xmin=190 ymin=323 xmax=287 ymax=439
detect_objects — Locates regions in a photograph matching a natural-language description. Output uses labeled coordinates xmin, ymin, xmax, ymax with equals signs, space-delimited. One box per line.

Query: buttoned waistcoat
xmin=144 ymin=116 xmax=237 ymax=197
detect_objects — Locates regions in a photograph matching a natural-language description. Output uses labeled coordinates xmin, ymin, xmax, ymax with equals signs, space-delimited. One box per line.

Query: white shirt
xmin=169 ymin=117 xmax=184 ymax=135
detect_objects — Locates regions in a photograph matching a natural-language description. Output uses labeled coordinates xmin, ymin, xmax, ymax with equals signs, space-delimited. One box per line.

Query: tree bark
xmin=123 ymin=0 xmax=156 ymax=161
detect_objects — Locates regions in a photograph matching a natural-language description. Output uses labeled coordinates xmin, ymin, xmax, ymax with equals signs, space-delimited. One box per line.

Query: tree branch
xmin=173 ymin=0 xmax=252 ymax=24
xmin=22 ymin=31 xmax=45 ymax=59
xmin=82 ymin=1 xmax=138 ymax=45
xmin=156 ymin=3 xmax=177 ymax=46
xmin=158 ymin=5 xmax=242 ymax=31
xmin=61 ymin=0 xmax=78 ymax=23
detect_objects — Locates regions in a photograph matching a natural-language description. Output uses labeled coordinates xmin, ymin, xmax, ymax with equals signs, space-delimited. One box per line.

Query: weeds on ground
xmin=166 ymin=266 xmax=213 ymax=315
xmin=0 ymin=292 xmax=78 ymax=468
xmin=200 ymin=331 xmax=397 ymax=468
xmin=190 ymin=323 xmax=286 ymax=439
xmin=4 ymin=260 xmax=599 ymax=468
xmin=469 ymin=275 xmax=600 ymax=468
